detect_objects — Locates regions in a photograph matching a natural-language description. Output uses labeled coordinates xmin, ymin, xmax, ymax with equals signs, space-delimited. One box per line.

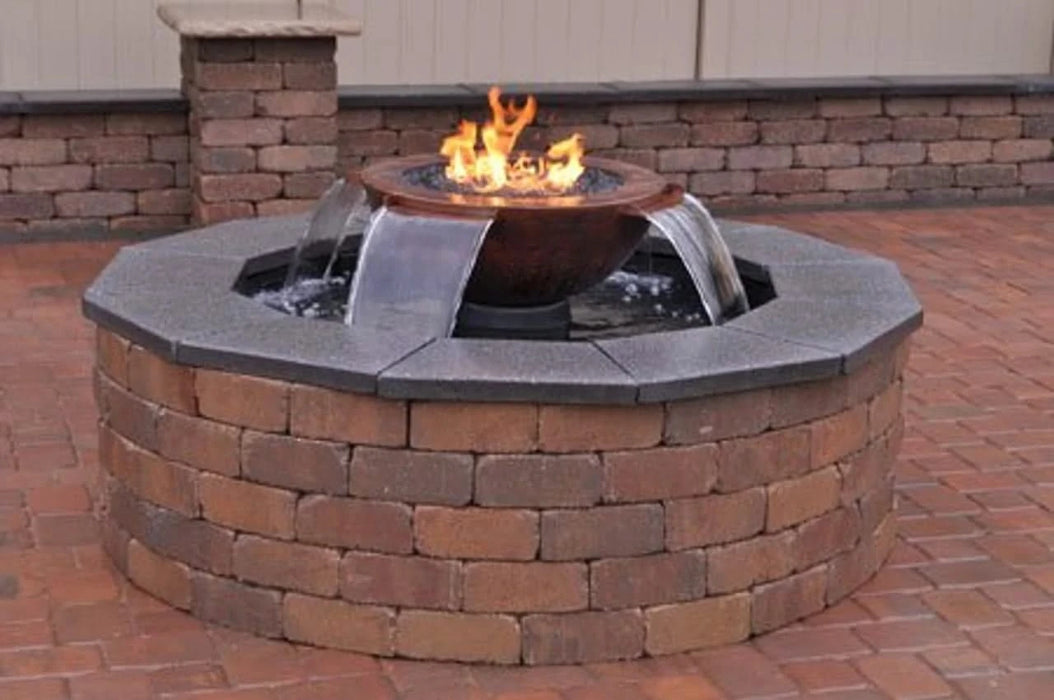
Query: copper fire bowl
xmin=358 ymin=154 xmax=682 ymax=307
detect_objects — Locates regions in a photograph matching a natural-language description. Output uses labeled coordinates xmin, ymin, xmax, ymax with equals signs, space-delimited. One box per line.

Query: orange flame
xmin=440 ymin=86 xmax=585 ymax=194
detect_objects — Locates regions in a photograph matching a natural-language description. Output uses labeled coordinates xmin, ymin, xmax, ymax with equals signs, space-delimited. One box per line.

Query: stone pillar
xmin=159 ymin=3 xmax=360 ymax=225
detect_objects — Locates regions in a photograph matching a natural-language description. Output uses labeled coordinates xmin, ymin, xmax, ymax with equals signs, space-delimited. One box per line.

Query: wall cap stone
xmin=82 ymin=214 xmax=922 ymax=403
xmin=5 ymin=73 xmax=1053 ymax=116
xmin=157 ymin=2 xmax=362 ymax=38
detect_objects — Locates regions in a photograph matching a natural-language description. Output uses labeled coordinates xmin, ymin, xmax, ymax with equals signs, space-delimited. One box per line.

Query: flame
xmin=439 ymin=86 xmax=585 ymax=194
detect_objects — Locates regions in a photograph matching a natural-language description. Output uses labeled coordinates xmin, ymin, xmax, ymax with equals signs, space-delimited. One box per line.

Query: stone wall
xmin=2 ymin=87 xmax=1053 ymax=236
xmin=0 ymin=112 xmax=191 ymax=236
xmin=181 ymin=36 xmax=340 ymax=224
xmin=95 ymin=326 xmax=907 ymax=664
xmin=338 ymin=94 xmax=1054 ymax=210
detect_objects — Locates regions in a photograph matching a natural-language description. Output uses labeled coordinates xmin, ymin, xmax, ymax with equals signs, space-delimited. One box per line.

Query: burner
xmin=403 ymin=162 xmax=624 ymax=198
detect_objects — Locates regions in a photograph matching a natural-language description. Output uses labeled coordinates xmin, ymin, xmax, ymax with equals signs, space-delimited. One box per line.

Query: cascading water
xmin=344 ymin=208 xmax=493 ymax=336
xmin=642 ymin=193 xmax=748 ymax=325
xmin=272 ymin=178 xmax=368 ymax=315
xmin=275 ymin=190 xmax=747 ymax=336
xmin=282 ymin=178 xmax=364 ymax=288
xmin=272 ymin=84 xmax=748 ymax=337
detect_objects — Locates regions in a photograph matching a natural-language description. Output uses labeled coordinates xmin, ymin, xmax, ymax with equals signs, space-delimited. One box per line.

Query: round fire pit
xmin=85 ymin=214 xmax=920 ymax=665
xmin=361 ymin=154 xmax=681 ymax=306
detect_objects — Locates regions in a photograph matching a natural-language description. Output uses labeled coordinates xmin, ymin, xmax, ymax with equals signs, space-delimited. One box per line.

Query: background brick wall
xmin=182 ymin=36 xmax=340 ymax=225
xmin=2 ymin=91 xmax=1052 ymax=236
xmin=0 ymin=113 xmax=191 ymax=236
xmin=337 ymin=94 xmax=1054 ymax=210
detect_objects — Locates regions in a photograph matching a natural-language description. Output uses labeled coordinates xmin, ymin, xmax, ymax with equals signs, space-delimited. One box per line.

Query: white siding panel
xmin=699 ymin=0 xmax=731 ymax=79
xmin=38 ymin=0 xmax=79 ymax=89
xmin=629 ymin=0 xmax=666 ymax=80
xmin=845 ymin=0 xmax=880 ymax=75
xmin=335 ymin=0 xmax=698 ymax=85
xmin=598 ymin=0 xmax=636 ymax=80
xmin=328 ymin=0 xmax=364 ymax=84
xmin=77 ymin=0 xmax=117 ymax=89
xmin=399 ymin=0 xmax=435 ymax=83
xmin=700 ymin=0 xmax=1054 ymax=79
xmin=360 ymin=0 xmax=399 ymax=84
xmin=816 ymin=0 xmax=852 ymax=76
xmin=115 ymin=0 xmax=158 ymax=89
xmin=752 ymin=0 xmax=788 ymax=78
xmin=566 ymin=0 xmax=604 ymax=82
xmin=1 ymin=0 xmax=1051 ymax=89
xmin=151 ymin=0 xmax=183 ymax=88
xmin=875 ymin=0 xmax=911 ymax=76
xmin=433 ymin=0 xmax=470 ymax=83
xmin=664 ymin=0 xmax=699 ymax=78
xmin=500 ymin=0 xmax=537 ymax=80
xmin=463 ymin=0 xmax=503 ymax=84
xmin=1 ymin=2 xmax=40 ymax=88
xmin=534 ymin=0 xmax=571 ymax=83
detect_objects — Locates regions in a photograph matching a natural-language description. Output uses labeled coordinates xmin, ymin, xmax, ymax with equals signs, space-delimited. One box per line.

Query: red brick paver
xmin=1 ymin=206 xmax=1054 ymax=698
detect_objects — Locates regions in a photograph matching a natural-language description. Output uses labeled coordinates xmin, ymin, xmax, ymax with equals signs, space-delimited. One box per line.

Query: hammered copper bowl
xmin=359 ymin=154 xmax=682 ymax=306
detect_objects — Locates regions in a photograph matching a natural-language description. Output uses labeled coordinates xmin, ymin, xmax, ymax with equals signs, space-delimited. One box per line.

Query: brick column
xmin=181 ymin=36 xmax=339 ymax=224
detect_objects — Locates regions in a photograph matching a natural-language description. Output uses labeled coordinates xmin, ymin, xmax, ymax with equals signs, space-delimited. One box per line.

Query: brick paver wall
xmin=337 ymin=94 xmax=1054 ymax=210
xmin=181 ymin=37 xmax=340 ymax=224
xmin=93 ymin=327 xmax=907 ymax=665
xmin=0 ymin=112 xmax=191 ymax=236
xmin=1 ymin=92 xmax=1052 ymax=235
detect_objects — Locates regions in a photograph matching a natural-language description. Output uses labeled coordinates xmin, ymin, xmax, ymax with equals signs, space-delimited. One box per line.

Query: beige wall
xmin=0 ymin=0 xmax=699 ymax=89
xmin=0 ymin=0 xmax=1051 ymax=90
xmin=700 ymin=0 xmax=1054 ymax=78
xmin=333 ymin=0 xmax=699 ymax=84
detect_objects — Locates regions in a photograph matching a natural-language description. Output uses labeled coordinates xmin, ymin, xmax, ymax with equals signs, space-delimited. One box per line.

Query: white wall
xmin=699 ymin=0 xmax=1054 ymax=79
xmin=0 ymin=0 xmax=698 ymax=89
xmin=0 ymin=0 xmax=1051 ymax=91
xmin=331 ymin=0 xmax=699 ymax=84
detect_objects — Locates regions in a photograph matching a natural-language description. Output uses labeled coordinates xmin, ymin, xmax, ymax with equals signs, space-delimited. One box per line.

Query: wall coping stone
xmin=340 ymin=74 xmax=1054 ymax=107
xmin=0 ymin=89 xmax=185 ymax=115
xmin=82 ymin=213 xmax=922 ymax=404
xmin=157 ymin=2 xmax=362 ymax=38
xmin=3 ymin=74 xmax=1052 ymax=115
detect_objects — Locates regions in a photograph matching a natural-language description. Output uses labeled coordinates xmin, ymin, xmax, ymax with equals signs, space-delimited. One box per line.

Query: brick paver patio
xmin=1 ymin=205 xmax=1053 ymax=699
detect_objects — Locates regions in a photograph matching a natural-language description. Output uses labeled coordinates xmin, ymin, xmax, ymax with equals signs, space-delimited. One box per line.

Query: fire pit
xmin=361 ymin=154 xmax=679 ymax=306
xmin=328 ymin=88 xmax=744 ymax=340
xmin=84 ymin=86 xmax=922 ymax=665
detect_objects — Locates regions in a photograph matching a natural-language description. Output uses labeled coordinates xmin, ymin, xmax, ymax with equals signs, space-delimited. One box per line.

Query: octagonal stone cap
xmin=83 ymin=213 xmax=922 ymax=404
xmin=158 ymin=2 xmax=362 ymax=37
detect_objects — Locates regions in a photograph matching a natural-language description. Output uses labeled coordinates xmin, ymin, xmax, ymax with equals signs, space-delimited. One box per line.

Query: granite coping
xmin=336 ymin=74 xmax=1054 ymax=108
xmin=157 ymin=2 xmax=361 ymax=38
xmin=83 ymin=215 xmax=922 ymax=404
xmin=5 ymin=74 xmax=1052 ymax=115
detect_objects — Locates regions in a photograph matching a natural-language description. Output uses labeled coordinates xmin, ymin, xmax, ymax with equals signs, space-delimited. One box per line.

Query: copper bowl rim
xmin=357 ymin=154 xmax=682 ymax=219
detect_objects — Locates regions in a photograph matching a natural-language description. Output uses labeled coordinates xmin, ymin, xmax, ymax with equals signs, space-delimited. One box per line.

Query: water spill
xmin=322 ymin=197 xmax=371 ymax=282
xmin=345 ymin=207 xmax=493 ymax=336
xmin=642 ymin=193 xmax=748 ymax=325
xmin=569 ymin=267 xmax=706 ymax=339
xmin=252 ymin=252 xmax=709 ymax=340
xmin=271 ymin=187 xmax=746 ymax=338
xmin=282 ymin=178 xmax=365 ymax=291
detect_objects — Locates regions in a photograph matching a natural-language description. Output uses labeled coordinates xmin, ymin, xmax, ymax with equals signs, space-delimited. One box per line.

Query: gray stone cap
xmin=158 ymin=2 xmax=362 ymax=37
xmin=6 ymin=74 xmax=1052 ymax=116
xmin=83 ymin=214 xmax=922 ymax=404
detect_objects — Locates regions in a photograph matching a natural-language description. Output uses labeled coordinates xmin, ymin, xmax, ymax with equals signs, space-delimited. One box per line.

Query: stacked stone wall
xmin=0 ymin=112 xmax=191 ymax=236
xmin=4 ymin=91 xmax=1051 ymax=236
xmin=95 ymin=326 xmax=908 ymax=664
xmin=338 ymin=94 xmax=1054 ymax=210
xmin=182 ymin=37 xmax=339 ymax=224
